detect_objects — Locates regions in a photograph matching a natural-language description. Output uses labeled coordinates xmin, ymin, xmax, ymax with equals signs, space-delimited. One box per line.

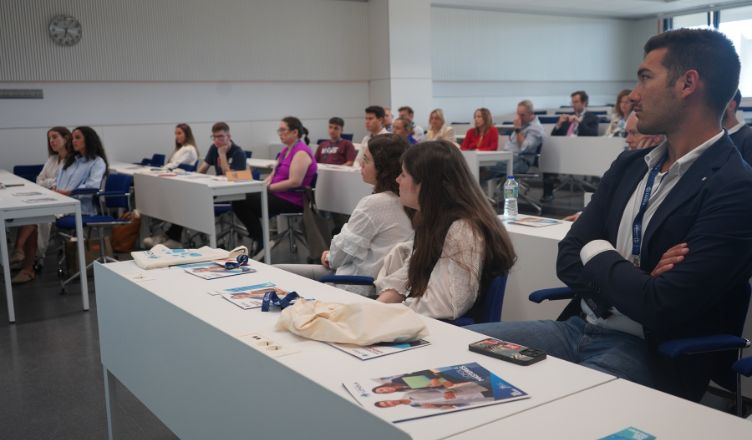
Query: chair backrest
xmin=13 ymin=164 xmax=45 ymax=183
xmin=316 ymin=138 xmax=327 ymax=145
xmin=177 ymin=161 xmax=198 ymax=172
xmin=470 ymin=274 xmax=508 ymax=323
xmin=342 ymin=133 xmax=354 ymax=141
xmin=244 ymin=150 xmax=253 ymax=159
xmin=102 ymin=174 xmax=134 ymax=210
xmin=150 ymin=154 xmax=166 ymax=167
xmin=713 ymin=283 xmax=752 ymax=390
xmin=539 ymin=116 xmax=559 ymax=124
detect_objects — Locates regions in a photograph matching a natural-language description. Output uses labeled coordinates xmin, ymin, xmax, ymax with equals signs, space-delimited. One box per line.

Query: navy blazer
xmin=557 ymin=135 xmax=752 ymax=397
xmin=550 ymin=111 xmax=599 ymax=137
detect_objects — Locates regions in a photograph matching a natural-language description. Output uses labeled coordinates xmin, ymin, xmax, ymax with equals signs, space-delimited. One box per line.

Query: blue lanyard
xmin=631 ymin=154 xmax=668 ymax=266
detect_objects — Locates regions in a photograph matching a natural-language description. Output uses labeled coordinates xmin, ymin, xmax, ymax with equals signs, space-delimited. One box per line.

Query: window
xmin=719 ymin=6 xmax=752 ymax=97
xmin=672 ymin=12 xmax=711 ymax=30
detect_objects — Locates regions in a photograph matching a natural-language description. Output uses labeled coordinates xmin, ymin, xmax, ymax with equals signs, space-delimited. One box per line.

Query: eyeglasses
xmin=210 ymin=134 xmax=228 ymax=140
xmin=224 ymin=254 xmax=249 ymax=270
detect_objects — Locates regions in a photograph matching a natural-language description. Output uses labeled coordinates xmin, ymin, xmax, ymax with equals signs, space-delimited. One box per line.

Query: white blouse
xmin=328 ymin=191 xmax=413 ymax=297
xmin=36 ymin=155 xmax=65 ymax=189
xmin=425 ymin=126 xmax=457 ymax=144
xmin=166 ymin=145 xmax=199 ymax=169
xmin=374 ymin=219 xmax=484 ymax=319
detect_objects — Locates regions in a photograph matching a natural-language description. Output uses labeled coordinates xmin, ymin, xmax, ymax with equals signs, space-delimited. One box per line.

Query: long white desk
xmin=95 ymin=260 xmax=615 ymax=440
xmin=502 ymin=216 xmax=571 ymax=322
xmin=447 ymin=379 xmax=752 ymax=439
xmin=247 ymin=158 xmax=277 ymax=170
xmin=132 ymin=172 xmax=271 ymax=263
xmin=0 ymin=169 xmax=89 ymax=322
xmin=314 ymin=164 xmax=373 ymax=215
xmin=539 ymin=136 xmax=625 ymax=176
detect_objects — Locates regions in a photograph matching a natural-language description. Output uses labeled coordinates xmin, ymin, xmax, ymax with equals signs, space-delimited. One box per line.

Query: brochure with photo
xmin=343 ymin=362 xmax=528 ymax=423
xmin=179 ymin=261 xmax=255 ymax=280
xmin=329 ymin=339 xmax=431 ymax=361
xmin=507 ymin=216 xmax=561 ymax=228
xmin=215 ymin=283 xmax=287 ymax=310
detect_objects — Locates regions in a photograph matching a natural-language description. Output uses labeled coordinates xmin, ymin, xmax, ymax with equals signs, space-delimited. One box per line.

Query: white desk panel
xmin=314 ymin=164 xmax=373 ymax=215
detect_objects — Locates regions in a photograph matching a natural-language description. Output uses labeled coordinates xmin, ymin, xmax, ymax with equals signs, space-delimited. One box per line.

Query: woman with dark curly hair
xmin=277 ymin=134 xmax=414 ymax=296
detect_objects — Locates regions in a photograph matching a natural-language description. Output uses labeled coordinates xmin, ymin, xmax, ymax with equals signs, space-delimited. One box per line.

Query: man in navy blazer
xmin=469 ymin=29 xmax=752 ymax=401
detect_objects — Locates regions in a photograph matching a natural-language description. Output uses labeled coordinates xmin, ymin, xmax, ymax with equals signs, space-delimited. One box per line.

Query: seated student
xmin=392 ymin=117 xmax=418 ymax=145
xmin=355 ymin=105 xmax=390 ymax=165
xmin=232 ymin=117 xmax=317 ymax=255
xmin=500 ymin=99 xmax=544 ymax=174
xmin=384 ymin=106 xmax=394 ymax=132
xmin=605 ymin=89 xmax=633 ymax=137
xmin=276 ymin=134 xmax=414 ymax=296
xmin=13 ymin=126 xmax=108 ymax=284
xmin=469 ymin=29 xmax=752 ymax=401
xmin=375 ymin=141 xmax=516 ymax=319
xmin=724 ymin=89 xmax=752 ymax=164
xmin=425 ymin=109 xmax=456 ymax=145
xmin=460 ymin=108 xmax=499 ymax=151
xmin=398 ymin=106 xmax=426 ymax=142
xmin=10 ymin=127 xmax=73 ymax=273
xmin=164 ymin=123 xmax=199 ymax=170
xmin=315 ymin=117 xmax=356 ymax=166
xmin=146 ymin=122 xmax=246 ymax=248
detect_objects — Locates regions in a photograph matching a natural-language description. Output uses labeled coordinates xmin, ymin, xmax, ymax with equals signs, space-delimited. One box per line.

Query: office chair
xmin=176 ymin=161 xmax=198 ymax=172
xmin=13 ymin=164 xmax=45 ymax=183
xmin=137 ymin=153 xmax=166 ymax=167
xmin=270 ymin=174 xmax=318 ymax=256
xmin=318 ymin=274 xmax=508 ymax=327
xmin=497 ymin=143 xmax=544 ymax=215
xmin=528 ymin=286 xmax=751 ymax=416
xmin=56 ymin=174 xmax=134 ymax=294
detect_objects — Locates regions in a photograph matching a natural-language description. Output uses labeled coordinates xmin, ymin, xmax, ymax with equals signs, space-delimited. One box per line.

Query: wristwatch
xmin=513 ymin=128 xmax=521 ymax=134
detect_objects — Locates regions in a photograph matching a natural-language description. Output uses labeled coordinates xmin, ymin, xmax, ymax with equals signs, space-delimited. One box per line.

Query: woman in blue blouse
xmin=12 ymin=126 xmax=109 ymax=284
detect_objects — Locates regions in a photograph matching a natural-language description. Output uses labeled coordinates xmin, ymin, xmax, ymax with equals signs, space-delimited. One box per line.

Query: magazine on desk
xmin=212 ymin=282 xmax=287 ymax=310
xmin=343 ymin=362 xmax=528 ymax=423
xmin=329 ymin=339 xmax=431 ymax=360
xmin=507 ymin=216 xmax=561 ymax=228
xmin=179 ymin=261 xmax=255 ymax=280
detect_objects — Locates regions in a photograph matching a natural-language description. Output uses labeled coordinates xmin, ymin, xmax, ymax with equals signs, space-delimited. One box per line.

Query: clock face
xmin=48 ymin=15 xmax=82 ymax=46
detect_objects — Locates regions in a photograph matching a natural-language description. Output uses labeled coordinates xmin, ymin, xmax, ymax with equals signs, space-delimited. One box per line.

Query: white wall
xmin=0 ymin=0 xmax=371 ymax=169
xmin=430 ymin=7 xmax=658 ymax=123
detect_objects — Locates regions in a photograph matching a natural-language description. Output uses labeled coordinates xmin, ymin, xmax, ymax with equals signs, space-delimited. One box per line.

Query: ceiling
xmin=432 ymin=0 xmax=752 ymax=19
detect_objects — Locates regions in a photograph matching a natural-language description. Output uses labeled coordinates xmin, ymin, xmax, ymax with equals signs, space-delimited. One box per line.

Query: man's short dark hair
xmin=365 ymin=105 xmax=385 ymax=120
xmin=212 ymin=122 xmax=230 ymax=133
xmin=398 ymin=106 xmax=414 ymax=115
xmin=644 ymin=28 xmax=740 ymax=116
xmin=571 ymin=91 xmax=589 ymax=104
xmin=733 ymin=90 xmax=742 ymax=107
xmin=329 ymin=117 xmax=344 ymax=128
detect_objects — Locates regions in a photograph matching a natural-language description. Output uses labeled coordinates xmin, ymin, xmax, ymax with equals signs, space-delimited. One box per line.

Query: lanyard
xmin=631 ymin=154 xmax=668 ymax=266
xmin=261 ymin=290 xmax=300 ymax=312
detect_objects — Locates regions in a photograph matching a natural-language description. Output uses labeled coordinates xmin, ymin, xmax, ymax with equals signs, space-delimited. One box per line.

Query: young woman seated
xmin=375 ymin=140 xmax=516 ymax=319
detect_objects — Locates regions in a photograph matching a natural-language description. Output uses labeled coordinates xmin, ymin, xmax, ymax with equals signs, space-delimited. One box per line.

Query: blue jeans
xmin=467 ymin=317 xmax=658 ymax=388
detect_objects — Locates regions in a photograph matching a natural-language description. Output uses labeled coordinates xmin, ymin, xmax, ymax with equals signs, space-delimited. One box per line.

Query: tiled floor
xmin=0 ymin=185 xmax=583 ymax=439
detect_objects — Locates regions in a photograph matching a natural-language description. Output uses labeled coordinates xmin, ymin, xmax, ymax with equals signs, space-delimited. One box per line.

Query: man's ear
xmin=678 ymin=69 xmax=700 ymax=98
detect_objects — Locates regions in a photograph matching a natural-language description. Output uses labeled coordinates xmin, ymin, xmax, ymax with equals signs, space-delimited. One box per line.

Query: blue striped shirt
xmin=55 ymin=156 xmax=107 ymax=215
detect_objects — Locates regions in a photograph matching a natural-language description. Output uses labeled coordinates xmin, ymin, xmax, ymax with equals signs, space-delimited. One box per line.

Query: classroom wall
xmin=430 ymin=7 xmax=658 ymax=123
xmin=0 ymin=0 xmax=372 ymax=168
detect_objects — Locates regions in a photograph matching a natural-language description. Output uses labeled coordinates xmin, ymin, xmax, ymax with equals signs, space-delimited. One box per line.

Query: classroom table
xmin=446 ymin=379 xmax=752 ymax=439
xmin=132 ymin=172 xmax=271 ymax=263
xmin=0 ymin=169 xmax=89 ymax=322
xmin=539 ymin=136 xmax=625 ymax=176
xmin=95 ymin=259 xmax=615 ymax=440
xmin=314 ymin=164 xmax=373 ymax=215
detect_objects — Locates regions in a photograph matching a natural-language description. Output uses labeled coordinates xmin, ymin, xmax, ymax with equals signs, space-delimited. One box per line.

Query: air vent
xmin=0 ymin=89 xmax=44 ymax=99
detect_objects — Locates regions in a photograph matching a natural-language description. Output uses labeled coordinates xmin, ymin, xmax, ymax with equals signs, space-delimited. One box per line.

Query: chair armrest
xmin=733 ymin=357 xmax=752 ymax=377
xmin=98 ymin=190 xmax=131 ymax=198
xmin=441 ymin=317 xmax=475 ymax=327
xmin=658 ymin=335 xmax=751 ymax=359
xmin=528 ymin=287 xmax=574 ymax=303
xmin=319 ymin=275 xmax=374 ymax=286
xmin=70 ymin=188 xmax=100 ymax=196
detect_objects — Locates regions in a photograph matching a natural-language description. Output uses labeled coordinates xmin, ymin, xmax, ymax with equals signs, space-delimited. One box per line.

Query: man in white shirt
xmin=723 ymin=89 xmax=752 ymax=164
xmin=355 ymin=105 xmax=389 ymax=166
xmin=468 ymin=28 xmax=752 ymax=402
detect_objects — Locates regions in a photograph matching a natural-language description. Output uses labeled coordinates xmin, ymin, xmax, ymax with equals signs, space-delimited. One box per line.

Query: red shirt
xmin=461 ymin=126 xmax=499 ymax=151
xmin=315 ymin=138 xmax=356 ymax=165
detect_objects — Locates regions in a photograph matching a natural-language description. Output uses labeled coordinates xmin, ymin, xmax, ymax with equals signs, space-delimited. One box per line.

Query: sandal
xmin=11 ymin=270 xmax=35 ymax=285
xmin=10 ymin=249 xmax=24 ymax=264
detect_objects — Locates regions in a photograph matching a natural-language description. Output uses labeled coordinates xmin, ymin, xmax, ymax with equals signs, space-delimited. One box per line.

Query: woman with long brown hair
xmin=460 ymin=107 xmax=498 ymax=151
xmin=165 ymin=123 xmax=199 ymax=169
xmin=375 ymin=140 xmax=516 ymax=319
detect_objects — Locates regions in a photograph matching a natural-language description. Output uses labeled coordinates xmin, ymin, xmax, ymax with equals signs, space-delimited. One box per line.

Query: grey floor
xmin=0 ymin=184 xmax=583 ymax=439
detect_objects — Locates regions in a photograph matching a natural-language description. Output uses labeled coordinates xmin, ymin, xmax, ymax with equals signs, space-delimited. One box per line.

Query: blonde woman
xmin=425 ymin=109 xmax=457 ymax=145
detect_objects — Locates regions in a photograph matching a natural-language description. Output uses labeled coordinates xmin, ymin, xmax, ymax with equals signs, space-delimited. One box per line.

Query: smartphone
xmin=469 ymin=337 xmax=547 ymax=366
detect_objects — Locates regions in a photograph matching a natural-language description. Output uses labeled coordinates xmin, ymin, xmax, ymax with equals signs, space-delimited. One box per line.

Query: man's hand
xmin=513 ymin=116 xmax=522 ymax=129
xmin=651 ymin=243 xmax=688 ymax=277
xmin=320 ymin=250 xmax=330 ymax=268
xmin=557 ymin=114 xmax=569 ymax=125
xmin=377 ymin=289 xmax=404 ymax=303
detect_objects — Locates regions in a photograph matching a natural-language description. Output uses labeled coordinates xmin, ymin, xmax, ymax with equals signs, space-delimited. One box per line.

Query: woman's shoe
xmin=11 ymin=270 xmax=36 ymax=285
xmin=10 ymin=249 xmax=24 ymax=264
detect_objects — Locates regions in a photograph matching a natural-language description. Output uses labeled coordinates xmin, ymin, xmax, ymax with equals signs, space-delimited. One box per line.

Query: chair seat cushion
xmin=56 ymin=215 xmax=120 ymax=229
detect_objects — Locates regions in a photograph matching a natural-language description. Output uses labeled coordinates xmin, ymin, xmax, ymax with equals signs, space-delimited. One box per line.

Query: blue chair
xmin=528 ymin=286 xmax=751 ymax=415
xmin=13 ymin=164 xmax=45 ymax=183
xmin=56 ymin=174 xmax=134 ymax=293
xmin=137 ymin=153 xmax=166 ymax=167
xmin=539 ymin=116 xmax=560 ymax=124
xmin=244 ymin=150 xmax=253 ymax=159
xmin=318 ymin=274 xmax=508 ymax=327
xmin=271 ymin=174 xmax=318 ymax=255
xmin=342 ymin=133 xmax=354 ymax=141
xmin=177 ymin=161 xmax=198 ymax=172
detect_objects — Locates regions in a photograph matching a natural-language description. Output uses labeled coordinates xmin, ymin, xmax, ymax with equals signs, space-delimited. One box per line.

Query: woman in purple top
xmin=232 ymin=116 xmax=317 ymax=254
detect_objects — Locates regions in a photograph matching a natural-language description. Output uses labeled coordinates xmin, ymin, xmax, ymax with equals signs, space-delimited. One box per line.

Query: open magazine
xmin=343 ymin=362 xmax=528 ymax=423
xmin=179 ymin=261 xmax=255 ymax=280
xmin=328 ymin=339 xmax=430 ymax=360
xmin=211 ymin=282 xmax=287 ymax=310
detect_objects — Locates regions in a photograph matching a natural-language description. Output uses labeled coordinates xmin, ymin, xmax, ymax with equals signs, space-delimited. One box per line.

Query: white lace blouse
xmin=328 ymin=191 xmax=413 ymax=297
xmin=374 ymin=219 xmax=484 ymax=319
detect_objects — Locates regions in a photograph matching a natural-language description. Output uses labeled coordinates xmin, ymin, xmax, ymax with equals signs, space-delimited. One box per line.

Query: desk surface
xmin=446 ymin=379 xmax=752 ymax=439
xmin=0 ymin=169 xmax=78 ymax=211
xmin=98 ymin=260 xmax=615 ymax=440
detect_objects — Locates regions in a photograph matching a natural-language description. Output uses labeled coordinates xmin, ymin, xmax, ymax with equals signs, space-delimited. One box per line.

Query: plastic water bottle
xmin=503 ymin=176 xmax=519 ymax=219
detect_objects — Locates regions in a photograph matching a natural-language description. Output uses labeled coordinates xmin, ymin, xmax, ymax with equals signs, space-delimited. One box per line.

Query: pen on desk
xmin=0 ymin=183 xmax=25 ymax=188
